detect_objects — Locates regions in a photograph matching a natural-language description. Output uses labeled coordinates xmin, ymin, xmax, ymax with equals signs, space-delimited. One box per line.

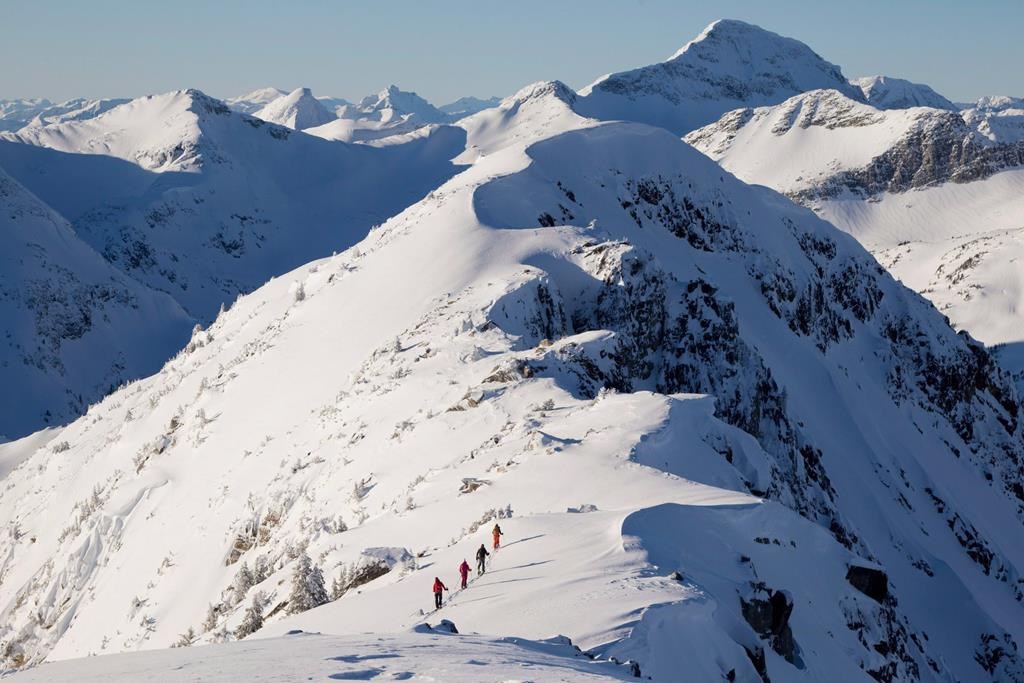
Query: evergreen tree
xmin=287 ymin=552 xmax=328 ymax=614
xmin=234 ymin=594 xmax=263 ymax=639
xmin=201 ymin=603 xmax=220 ymax=632
xmin=232 ymin=561 xmax=255 ymax=605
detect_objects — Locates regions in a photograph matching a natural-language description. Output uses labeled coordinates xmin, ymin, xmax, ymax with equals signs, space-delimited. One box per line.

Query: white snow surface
xmin=224 ymin=88 xmax=287 ymax=115
xmin=576 ymin=19 xmax=862 ymax=135
xmin=851 ymin=75 xmax=957 ymax=111
xmin=684 ymin=89 xmax=930 ymax=194
xmin=253 ymin=88 xmax=337 ymax=130
xmin=962 ymin=95 xmax=1024 ymax=144
xmin=307 ymin=86 xmax=450 ymax=143
xmin=2 ymin=81 xmax=1024 ymax=683
xmin=8 ymin=629 xmax=639 ymax=682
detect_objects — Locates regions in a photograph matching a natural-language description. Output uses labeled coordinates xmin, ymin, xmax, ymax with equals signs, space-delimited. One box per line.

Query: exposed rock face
xmin=794 ymin=114 xmax=1024 ymax=200
xmin=685 ymin=88 xmax=1024 ymax=201
xmin=846 ymin=565 xmax=889 ymax=603
xmin=741 ymin=585 xmax=797 ymax=663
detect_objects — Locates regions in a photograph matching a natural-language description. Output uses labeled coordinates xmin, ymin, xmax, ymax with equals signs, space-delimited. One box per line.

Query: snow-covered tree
xmin=330 ymin=567 xmax=349 ymax=601
xmin=201 ymin=603 xmax=220 ymax=632
xmin=232 ymin=561 xmax=255 ymax=604
xmin=234 ymin=593 xmax=264 ymax=639
xmin=287 ymin=552 xmax=328 ymax=614
xmin=173 ymin=627 xmax=198 ymax=648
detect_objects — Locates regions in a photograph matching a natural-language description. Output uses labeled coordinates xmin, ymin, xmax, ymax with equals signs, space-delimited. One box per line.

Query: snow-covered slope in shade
xmin=575 ymin=19 xmax=863 ymax=135
xmin=439 ymin=95 xmax=502 ymax=118
xmin=223 ymin=87 xmax=286 ymax=115
xmin=252 ymin=87 xmax=336 ymax=130
xmin=0 ymin=165 xmax=192 ymax=438
xmin=851 ymin=75 xmax=957 ymax=111
xmin=0 ymin=89 xmax=467 ymax=321
xmin=3 ymin=87 xmax=1024 ymax=681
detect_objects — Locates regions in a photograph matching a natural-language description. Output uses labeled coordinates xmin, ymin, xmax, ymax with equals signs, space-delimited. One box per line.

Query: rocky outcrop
xmin=846 ymin=565 xmax=889 ymax=603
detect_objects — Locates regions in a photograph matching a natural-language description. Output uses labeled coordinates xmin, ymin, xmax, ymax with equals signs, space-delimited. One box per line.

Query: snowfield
xmin=1 ymin=17 xmax=1023 ymax=683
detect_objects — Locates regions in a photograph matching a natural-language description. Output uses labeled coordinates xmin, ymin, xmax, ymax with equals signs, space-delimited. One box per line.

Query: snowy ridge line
xmin=1 ymin=17 xmax=1024 ymax=683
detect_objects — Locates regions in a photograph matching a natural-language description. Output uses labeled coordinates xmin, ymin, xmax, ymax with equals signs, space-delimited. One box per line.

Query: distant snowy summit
xmin=575 ymin=19 xmax=862 ymax=134
xmin=851 ymin=75 xmax=957 ymax=111
xmin=253 ymin=87 xmax=336 ymax=130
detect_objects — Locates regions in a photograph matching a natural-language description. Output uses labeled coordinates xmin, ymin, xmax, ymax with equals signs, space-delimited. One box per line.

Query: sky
xmin=1 ymin=0 xmax=1019 ymax=105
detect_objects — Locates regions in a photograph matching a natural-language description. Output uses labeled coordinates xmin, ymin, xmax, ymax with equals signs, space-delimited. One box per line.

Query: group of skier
xmin=431 ymin=523 xmax=502 ymax=610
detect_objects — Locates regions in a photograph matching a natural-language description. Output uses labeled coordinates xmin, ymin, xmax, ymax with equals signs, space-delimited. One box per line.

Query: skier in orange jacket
xmin=492 ymin=523 xmax=503 ymax=550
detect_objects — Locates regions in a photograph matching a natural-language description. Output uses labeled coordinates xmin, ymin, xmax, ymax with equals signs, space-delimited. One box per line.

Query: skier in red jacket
xmin=432 ymin=577 xmax=448 ymax=609
xmin=458 ymin=559 xmax=471 ymax=589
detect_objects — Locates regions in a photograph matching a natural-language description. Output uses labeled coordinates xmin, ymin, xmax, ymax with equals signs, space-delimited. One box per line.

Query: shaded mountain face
xmin=0 ymin=89 xmax=468 ymax=322
xmin=852 ymin=76 xmax=957 ymax=111
xmin=2 ymin=82 xmax=1024 ymax=682
xmin=0 ymin=166 xmax=192 ymax=438
xmin=439 ymin=95 xmax=502 ymax=118
xmin=575 ymin=19 xmax=863 ymax=135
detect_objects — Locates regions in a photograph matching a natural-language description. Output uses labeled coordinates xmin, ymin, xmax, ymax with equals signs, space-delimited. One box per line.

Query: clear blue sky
xmin=1 ymin=0 xmax=1019 ymax=105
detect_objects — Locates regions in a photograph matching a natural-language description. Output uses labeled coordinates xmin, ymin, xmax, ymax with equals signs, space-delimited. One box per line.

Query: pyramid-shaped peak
xmin=254 ymin=87 xmax=336 ymax=130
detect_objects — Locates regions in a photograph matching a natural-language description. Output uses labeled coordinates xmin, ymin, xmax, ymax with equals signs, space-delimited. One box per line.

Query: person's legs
xmin=434 ymin=592 xmax=442 ymax=609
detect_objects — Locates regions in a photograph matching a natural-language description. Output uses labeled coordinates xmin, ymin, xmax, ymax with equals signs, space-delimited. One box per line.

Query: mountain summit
xmin=576 ymin=19 xmax=862 ymax=134
xmin=254 ymin=87 xmax=337 ymax=130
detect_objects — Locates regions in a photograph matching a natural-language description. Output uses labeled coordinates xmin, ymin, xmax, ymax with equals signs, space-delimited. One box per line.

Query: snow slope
xmin=224 ymin=88 xmax=287 ymax=115
xmin=0 ymin=166 xmax=192 ymax=438
xmin=0 ymin=89 xmax=467 ymax=321
xmin=686 ymin=87 xmax=1024 ymax=367
xmin=576 ymin=19 xmax=863 ymax=135
xmin=9 ymin=629 xmax=640 ymax=682
xmin=2 ymin=85 xmax=1024 ymax=682
xmin=252 ymin=87 xmax=337 ymax=130
xmin=851 ymin=75 xmax=957 ymax=111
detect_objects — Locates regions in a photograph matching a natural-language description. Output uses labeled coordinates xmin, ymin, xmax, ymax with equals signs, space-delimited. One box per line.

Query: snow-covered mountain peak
xmin=225 ymin=87 xmax=288 ymax=115
xmin=509 ymin=79 xmax=578 ymax=107
xmin=574 ymin=19 xmax=862 ymax=135
xmin=439 ymin=95 xmax=502 ymax=119
xmin=353 ymin=85 xmax=447 ymax=124
xmin=454 ymin=80 xmax=592 ymax=163
xmin=253 ymin=87 xmax=336 ymax=130
xmin=851 ymin=75 xmax=957 ymax=111
xmin=963 ymin=95 xmax=1024 ymax=144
